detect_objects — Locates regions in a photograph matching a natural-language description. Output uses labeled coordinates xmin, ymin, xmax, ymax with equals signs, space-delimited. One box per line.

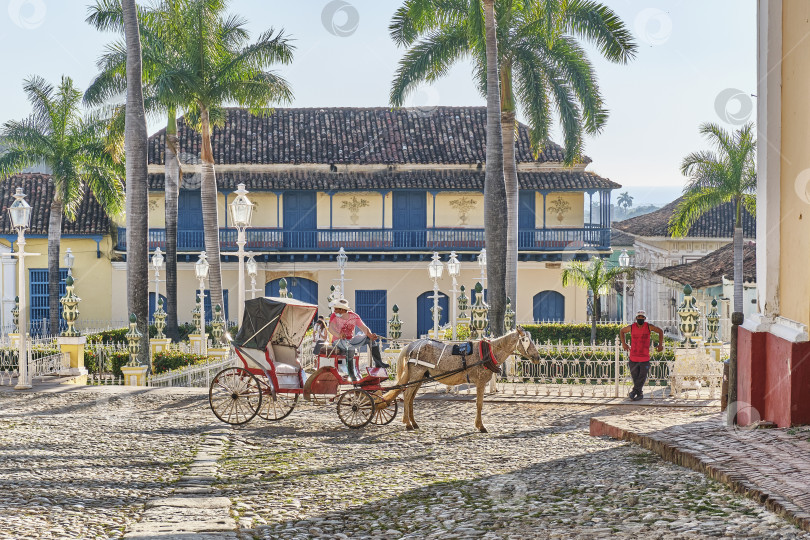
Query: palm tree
xmin=390 ymin=0 xmax=636 ymax=312
xmin=669 ymin=122 xmax=756 ymax=313
xmin=0 ymin=76 xmax=124 ymax=335
xmin=133 ymin=0 xmax=294 ymax=312
xmin=122 ymin=0 xmax=151 ymax=365
xmin=617 ymin=191 xmax=633 ymax=210
xmin=561 ymin=257 xmax=634 ymax=345
xmin=86 ymin=0 xmax=186 ymax=340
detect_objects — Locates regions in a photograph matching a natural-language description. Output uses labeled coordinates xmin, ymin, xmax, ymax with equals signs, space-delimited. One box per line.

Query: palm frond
xmin=668 ymin=188 xmax=730 ymax=237
xmin=561 ymin=0 xmax=637 ymax=63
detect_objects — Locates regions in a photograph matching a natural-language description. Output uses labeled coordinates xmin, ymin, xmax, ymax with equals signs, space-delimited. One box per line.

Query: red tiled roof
xmin=655 ymin=242 xmax=756 ymax=288
xmin=0 ymin=174 xmax=111 ymax=236
xmin=613 ymin=197 xmax=755 ymax=239
xmin=147 ymin=107 xmax=589 ymax=166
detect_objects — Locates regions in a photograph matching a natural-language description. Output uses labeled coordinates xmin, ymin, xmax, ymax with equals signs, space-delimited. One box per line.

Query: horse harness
xmin=397 ymin=338 xmax=501 ymax=389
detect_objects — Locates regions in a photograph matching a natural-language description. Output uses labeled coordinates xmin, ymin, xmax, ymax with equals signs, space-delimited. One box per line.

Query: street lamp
xmin=477 ymin=248 xmax=487 ymax=290
xmin=428 ymin=252 xmax=444 ymax=339
xmin=246 ymin=254 xmax=259 ymax=299
xmin=64 ymin=248 xmax=75 ymax=277
xmin=8 ymin=188 xmax=33 ymax=390
xmin=336 ymin=247 xmax=348 ymax=298
xmin=195 ymin=249 xmax=209 ymax=320
xmin=151 ymin=247 xmax=167 ymax=338
xmin=447 ymin=251 xmax=461 ymax=340
xmin=152 ymin=247 xmax=164 ymax=299
xmin=619 ymin=249 xmax=630 ymax=324
xmin=229 ymin=183 xmax=254 ymax=324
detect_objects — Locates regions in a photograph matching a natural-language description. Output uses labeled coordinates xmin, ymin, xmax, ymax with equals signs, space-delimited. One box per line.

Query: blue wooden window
xmin=283 ymin=192 xmax=317 ymax=248
xmin=519 ymin=191 xmax=535 ymax=229
xmin=29 ymin=268 xmax=67 ymax=335
xmin=416 ymin=290 xmax=448 ymax=337
xmin=178 ymin=190 xmax=204 ymax=251
xmin=392 ymin=191 xmax=427 ymax=248
xmin=533 ymin=290 xmax=565 ymax=322
xmin=149 ymin=293 xmax=167 ymax=320
xmin=266 ymin=277 xmax=318 ymax=305
xmin=354 ymin=290 xmax=387 ymax=337
xmin=203 ymin=290 xmax=229 ymax=322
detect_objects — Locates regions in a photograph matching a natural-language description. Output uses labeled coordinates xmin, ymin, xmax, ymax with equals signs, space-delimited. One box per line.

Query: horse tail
xmin=381 ymin=346 xmax=411 ymax=403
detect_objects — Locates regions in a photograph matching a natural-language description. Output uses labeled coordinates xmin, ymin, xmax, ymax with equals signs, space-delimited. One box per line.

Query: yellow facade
xmin=433 ymin=192 xmax=484 ymax=228
xmin=544 ymin=192 xmax=585 ymax=228
xmin=317 ymin=192 xmax=387 ymax=229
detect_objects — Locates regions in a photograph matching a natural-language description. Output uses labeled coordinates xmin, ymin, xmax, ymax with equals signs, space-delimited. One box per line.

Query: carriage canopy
xmin=233 ymin=297 xmax=317 ymax=350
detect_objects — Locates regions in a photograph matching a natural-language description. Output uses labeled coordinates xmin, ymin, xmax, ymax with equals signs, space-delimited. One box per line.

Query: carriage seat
xmin=365 ymin=366 xmax=387 ymax=378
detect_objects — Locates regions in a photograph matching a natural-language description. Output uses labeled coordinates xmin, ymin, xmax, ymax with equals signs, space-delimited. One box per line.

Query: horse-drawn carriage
xmin=208 ymin=296 xmax=397 ymax=428
xmin=208 ymin=296 xmax=541 ymax=432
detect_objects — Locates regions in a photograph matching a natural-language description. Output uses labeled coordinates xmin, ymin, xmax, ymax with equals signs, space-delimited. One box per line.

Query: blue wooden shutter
xmin=29 ymin=268 xmax=67 ymax=335
xmin=354 ymin=290 xmax=387 ymax=336
xmin=204 ymin=290 xmax=229 ymax=322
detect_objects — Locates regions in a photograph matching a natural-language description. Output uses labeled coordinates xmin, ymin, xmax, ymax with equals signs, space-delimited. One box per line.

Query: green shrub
xmin=522 ymin=323 xmax=669 ymax=346
xmin=152 ymin=350 xmax=208 ymax=375
xmin=442 ymin=324 xmax=472 ymax=341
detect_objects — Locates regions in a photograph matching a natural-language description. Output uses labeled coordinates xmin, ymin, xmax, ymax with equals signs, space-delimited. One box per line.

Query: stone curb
xmin=589 ymin=417 xmax=810 ymax=533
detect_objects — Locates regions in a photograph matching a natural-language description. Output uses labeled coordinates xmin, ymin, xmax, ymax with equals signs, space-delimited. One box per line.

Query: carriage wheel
xmin=209 ymin=367 xmax=262 ymax=425
xmin=336 ymin=389 xmax=374 ymax=429
xmin=370 ymin=391 xmax=398 ymax=426
xmin=257 ymin=390 xmax=298 ymax=422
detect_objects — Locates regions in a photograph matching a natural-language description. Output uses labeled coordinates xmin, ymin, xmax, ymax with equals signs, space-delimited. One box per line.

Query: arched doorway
xmin=533 ymin=290 xmax=565 ymax=322
xmin=416 ymin=291 xmax=448 ymax=337
xmin=266 ymin=277 xmax=318 ymax=305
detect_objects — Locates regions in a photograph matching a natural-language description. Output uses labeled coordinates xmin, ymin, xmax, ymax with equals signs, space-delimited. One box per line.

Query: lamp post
xmin=447 ymin=251 xmax=461 ymax=340
xmin=428 ymin=252 xmax=444 ymax=339
xmin=336 ymin=247 xmax=348 ymax=298
xmin=7 ymin=188 xmax=34 ymax=389
xmin=195 ymin=251 xmax=209 ymax=354
xmin=477 ymin=248 xmax=487 ymax=290
xmin=229 ymin=183 xmax=254 ymax=324
xmin=619 ymin=249 xmax=630 ymax=324
xmin=246 ymin=254 xmax=259 ymax=299
xmin=64 ymin=247 xmax=75 ymax=278
xmin=151 ymin=247 xmax=166 ymax=338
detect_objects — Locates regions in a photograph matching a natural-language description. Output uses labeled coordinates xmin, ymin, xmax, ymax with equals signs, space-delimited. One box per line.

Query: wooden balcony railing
xmin=116 ymin=227 xmax=611 ymax=252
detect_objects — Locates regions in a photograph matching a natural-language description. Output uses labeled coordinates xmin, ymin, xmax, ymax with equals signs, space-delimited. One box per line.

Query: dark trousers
xmin=629 ymin=361 xmax=650 ymax=395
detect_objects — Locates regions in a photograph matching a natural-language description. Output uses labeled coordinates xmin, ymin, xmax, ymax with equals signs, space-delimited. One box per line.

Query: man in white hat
xmin=619 ymin=310 xmax=664 ymax=401
xmin=328 ymin=298 xmax=387 ymax=381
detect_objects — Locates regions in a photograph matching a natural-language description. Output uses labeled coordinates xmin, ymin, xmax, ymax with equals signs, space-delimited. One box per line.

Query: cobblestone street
xmin=0 ymin=388 xmax=807 ymax=539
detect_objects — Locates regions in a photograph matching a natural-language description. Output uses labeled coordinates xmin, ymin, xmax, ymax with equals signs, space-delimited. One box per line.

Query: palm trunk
xmin=165 ymin=107 xmax=180 ymax=340
xmin=200 ymin=105 xmax=224 ymax=314
xmin=591 ymin=293 xmax=599 ymax=345
xmin=482 ymin=0 xmax=507 ymax=337
xmin=123 ymin=0 xmax=150 ymax=366
xmin=500 ymin=64 xmax=518 ymax=316
xmin=47 ymin=198 xmax=63 ymax=335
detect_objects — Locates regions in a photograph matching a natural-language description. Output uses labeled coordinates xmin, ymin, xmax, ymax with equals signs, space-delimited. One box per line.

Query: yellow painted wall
xmin=149 ymin=195 xmax=165 ymax=228
xmin=332 ymin=192 xmax=384 ymax=228
xmin=250 ymin=192 xmax=279 ymax=228
xmin=544 ymin=192 xmax=584 ymax=228
xmin=434 ymin=192 xmax=484 ymax=228
xmin=779 ymin=1 xmax=810 ymax=327
xmin=535 ymin=192 xmax=545 ymax=228
xmin=316 ymin=192 xmax=330 ymax=229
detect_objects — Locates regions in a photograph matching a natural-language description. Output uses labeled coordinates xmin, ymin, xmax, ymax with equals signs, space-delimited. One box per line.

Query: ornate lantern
xmin=229 ymin=183 xmax=254 ymax=230
xmin=470 ymin=282 xmax=489 ymax=339
xmin=126 ymin=313 xmax=142 ymax=367
xmin=388 ymin=304 xmax=403 ymax=341
xmin=504 ymin=297 xmax=515 ymax=332
xmin=153 ymin=298 xmax=167 ymax=339
xmin=677 ymin=284 xmax=701 ymax=347
xmin=706 ymin=297 xmax=721 ymax=343
xmin=211 ymin=304 xmax=225 ymax=347
xmin=8 ymin=188 xmax=32 ymax=232
xmin=59 ymin=275 xmax=81 ymax=337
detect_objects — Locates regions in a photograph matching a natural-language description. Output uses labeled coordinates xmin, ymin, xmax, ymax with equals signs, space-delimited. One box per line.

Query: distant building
xmin=612 ymin=196 xmax=755 ymax=328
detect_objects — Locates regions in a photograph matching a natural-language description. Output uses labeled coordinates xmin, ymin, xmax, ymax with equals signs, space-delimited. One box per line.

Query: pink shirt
xmin=328 ymin=311 xmax=363 ymax=341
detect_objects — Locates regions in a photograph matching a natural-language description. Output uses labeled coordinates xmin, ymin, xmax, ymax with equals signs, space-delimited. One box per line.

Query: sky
xmin=0 ymin=0 xmax=756 ymax=206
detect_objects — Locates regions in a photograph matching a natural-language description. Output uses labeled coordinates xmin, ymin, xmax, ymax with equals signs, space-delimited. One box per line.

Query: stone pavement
xmin=0 ymin=385 xmax=805 ymax=539
xmin=590 ymin=410 xmax=810 ymax=533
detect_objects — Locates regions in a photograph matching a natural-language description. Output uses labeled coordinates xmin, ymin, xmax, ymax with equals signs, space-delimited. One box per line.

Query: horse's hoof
xmin=412 ymin=423 xmax=420 ymax=430
xmin=406 ymin=425 xmax=414 ymax=431
xmin=478 ymin=427 xmax=488 ymax=433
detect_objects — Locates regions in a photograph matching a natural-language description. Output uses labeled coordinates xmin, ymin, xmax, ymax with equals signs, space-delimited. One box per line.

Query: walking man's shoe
xmin=628 ymin=390 xmax=637 ymax=400
xmin=632 ymin=392 xmax=644 ymax=401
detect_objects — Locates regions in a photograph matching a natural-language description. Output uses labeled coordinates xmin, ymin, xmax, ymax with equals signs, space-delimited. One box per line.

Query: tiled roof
xmin=147 ymin=169 xmax=620 ymax=192
xmin=655 ymin=242 xmax=756 ymax=288
xmin=147 ymin=107 xmax=587 ymax=166
xmin=0 ymin=174 xmax=111 ymax=236
xmin=613 ymin=197 xmax=756 ymax=239
xmin=610 ymin=228 xmax=635 ymax=247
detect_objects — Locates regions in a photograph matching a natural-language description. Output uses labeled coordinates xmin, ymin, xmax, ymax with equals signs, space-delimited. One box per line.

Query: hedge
xmin=521 ymin=323 xmax=668 ymax=345
xmin=86 ymin=322 xmax=239 ymax=344
xmin=152 ymin=350 xmax=209 ymax=374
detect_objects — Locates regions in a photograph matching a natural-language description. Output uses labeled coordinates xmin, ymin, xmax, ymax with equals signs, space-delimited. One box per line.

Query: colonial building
xmin=106 ymin=107 xmax=619 ymax=337
xmin=612 ymin=197 xmax=756 ymax=328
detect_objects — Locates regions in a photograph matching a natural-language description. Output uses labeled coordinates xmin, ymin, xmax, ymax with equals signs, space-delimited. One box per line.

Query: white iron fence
xmin=147 ymin=354 xmax=236 ymax=388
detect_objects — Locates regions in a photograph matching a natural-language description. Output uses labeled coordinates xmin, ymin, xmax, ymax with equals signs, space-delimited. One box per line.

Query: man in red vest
xmin=620 ymin=310 xmax=664 ymax=401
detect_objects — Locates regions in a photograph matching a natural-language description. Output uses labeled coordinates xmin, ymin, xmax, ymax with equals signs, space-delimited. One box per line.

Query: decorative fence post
xmin=279 ymin=277 xmax=289 ymax=299
xmin=504 ymin=297 xmax=515 ymax=333
xmin=457 ymin=285 xmax=469 ymax=330
xmin=614 ymin=335 xmax=621 ymax=398
xmin=150 ymin=298 xmax=171 ymax=361
xmin=388 ymin=304 xmax=402 ymax=342
xmin=189 ymin=294 xmax=208 ymax=356
xmin=470 ymin=282 xmax=488 ymax=340
xmin=677 ymin=284 xmax=701 ymax=347
xmin=705 ymin=297 xmax=722 ymax=363
xmin=122 ymin=314 xmax=147 ymax=386
xmin=9 ymin=296 xmax=20 ymax=349
xmin=208 ymin=304 xmax=229 ymax=360
xmin=56 ymin=277 xmax=88 ymax=384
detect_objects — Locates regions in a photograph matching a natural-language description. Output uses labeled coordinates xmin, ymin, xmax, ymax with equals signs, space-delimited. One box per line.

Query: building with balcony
xmin=23 ymin=106 xmax=616 ymax=338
